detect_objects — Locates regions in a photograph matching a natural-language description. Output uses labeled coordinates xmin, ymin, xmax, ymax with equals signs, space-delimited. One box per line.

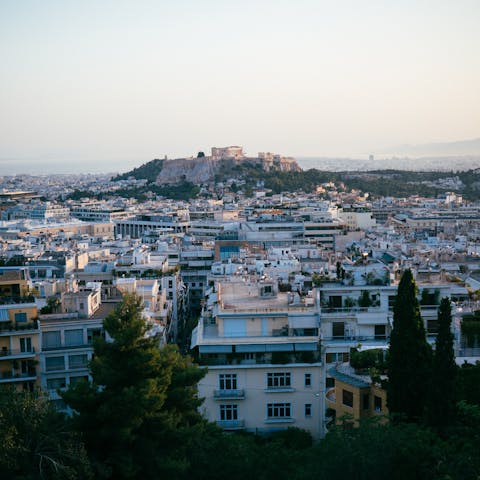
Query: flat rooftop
xmin=218 ymin=280 xmax=315 ymax=312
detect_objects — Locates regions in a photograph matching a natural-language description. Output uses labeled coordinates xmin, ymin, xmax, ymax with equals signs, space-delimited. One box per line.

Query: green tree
xmin=427 ymin=297 xmax=457 ymax=429
xmin=62 ymin=293 xmax=207 ymax=479
xmin=40 ymin=295 xmax=61 ymax=314
xmin=387 ymin=269 xmax=432 ymax=422
xmin=457 ymin=361 xmax=480 ymax=405
xmin=0 ymin=386 xmax=92 ymax=480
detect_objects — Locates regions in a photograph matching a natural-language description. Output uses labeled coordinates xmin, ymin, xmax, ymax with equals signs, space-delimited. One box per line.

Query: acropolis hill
xmin=115 ymin=146 xmax=302 ymax=185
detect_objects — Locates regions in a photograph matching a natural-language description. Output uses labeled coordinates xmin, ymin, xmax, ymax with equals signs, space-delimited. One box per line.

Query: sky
xmin=1 ymin=0 xmax=479 ymax=173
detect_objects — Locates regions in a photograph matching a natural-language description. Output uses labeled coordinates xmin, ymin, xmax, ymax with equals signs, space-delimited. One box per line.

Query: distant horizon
xmin=1 ymin=142 xmax=480 ymax=176
xmin=1 ymin=1 xmax=479 ymax=170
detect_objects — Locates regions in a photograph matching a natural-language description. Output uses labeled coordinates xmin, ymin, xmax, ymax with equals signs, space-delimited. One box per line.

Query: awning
xmin=236 ymin=344 xmax=267 ymax=353
xmin=199 ymin=345 xmax=233 ymax=353
xmin=265 ymin=343 xmax=294 ymax=352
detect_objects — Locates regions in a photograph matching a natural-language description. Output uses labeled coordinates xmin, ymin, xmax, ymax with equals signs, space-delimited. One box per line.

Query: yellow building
xmin=0 ymin=302 xmax=40 ymax=390
xmin=0 ymin=267 xmax=40 ymax=390
xmin=326 ymin=364 xmax=388 ymax=426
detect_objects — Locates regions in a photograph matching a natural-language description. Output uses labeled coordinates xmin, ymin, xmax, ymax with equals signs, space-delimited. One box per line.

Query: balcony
xmin=264 ymin=386 xmax=295 ymax=393
xmin=0 ymin=347 xmax=36 ymax=360
xmin=322 ymin=335 xmax=390 ymax=345
xmin=216 ymin=419 xmax=245 ymax=430
xmin=0 ymin=320 xmax=39 ymax=334
xmin=199 ymin=350 xmax=322 ymax=367
xmin=0 ymin=295 xmax=36 ymax=305
xmin=0 ymin=370 xmax=37 ymax=383
xmin=42 ymin=343 xmax=93 ymax=352
xmin=214 ymin=389 xmax=245 ymax=400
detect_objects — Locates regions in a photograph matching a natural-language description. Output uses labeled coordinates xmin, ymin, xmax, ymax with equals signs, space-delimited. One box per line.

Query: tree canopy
xmin=62 ymin=293 xmax=206 ymax=479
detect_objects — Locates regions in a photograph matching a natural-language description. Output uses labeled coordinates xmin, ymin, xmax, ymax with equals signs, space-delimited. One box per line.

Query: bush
xmin=350 ymin=349 xmax=387 ymax=372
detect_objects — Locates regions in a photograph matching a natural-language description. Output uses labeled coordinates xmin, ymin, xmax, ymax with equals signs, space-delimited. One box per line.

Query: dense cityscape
xmin=1 ymin=146 xmax=480 ymax=478
xmin=2 ymin=0 xmax=480 ymax=478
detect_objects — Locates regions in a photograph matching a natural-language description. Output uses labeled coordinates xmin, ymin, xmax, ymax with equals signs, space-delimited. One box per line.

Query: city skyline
xmin=1 ymin=0 xmax=479 ymax=170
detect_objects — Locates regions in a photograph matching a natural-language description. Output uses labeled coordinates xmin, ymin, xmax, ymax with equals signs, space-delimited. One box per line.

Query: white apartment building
xmin=318 ymin=282 xmax=468 ymax=365
xmin=191 ymin=278 xmax=324 ymax=438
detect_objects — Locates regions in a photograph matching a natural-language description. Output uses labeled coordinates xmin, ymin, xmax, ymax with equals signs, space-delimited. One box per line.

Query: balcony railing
xmin=322 ymin=335 xmax=390 ymax=343
xmin=321 ymin=306 xmax=381 ymax=314
xmin=216 ymin=419 xmax=245 ymax=430
xmin=199 ymin=351 xmax=322 ymax=366
xmin=0 ymin=347 xmax=36 ymax=357
xmin=0 ymin=320 xmax=39 ymax=332
xmin=213 ymin=389 xmax=246 ymax=400
xmin=0 ymin=295 xmax=36 ymax=305
xmin=42 ymin=343 xmax=93 ymax=352
xmin=0 ymin=370 xmax=37 ymax=383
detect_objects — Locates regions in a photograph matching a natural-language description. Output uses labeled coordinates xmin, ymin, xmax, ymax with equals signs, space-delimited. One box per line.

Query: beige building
xmin=191 ymin=278 xmax=324 ymax=438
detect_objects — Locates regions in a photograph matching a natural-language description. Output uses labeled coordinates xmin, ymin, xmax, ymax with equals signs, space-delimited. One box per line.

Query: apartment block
xmin=191 ymin=278 xmax=324 ymax=438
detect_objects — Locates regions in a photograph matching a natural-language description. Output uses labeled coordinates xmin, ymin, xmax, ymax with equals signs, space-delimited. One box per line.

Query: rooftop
xmin=218 ymin=279 xmax=316 ymax=313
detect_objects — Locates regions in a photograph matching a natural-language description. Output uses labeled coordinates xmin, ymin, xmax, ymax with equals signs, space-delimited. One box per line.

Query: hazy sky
xmin=1 ymin=0 xmax=479 ymax=171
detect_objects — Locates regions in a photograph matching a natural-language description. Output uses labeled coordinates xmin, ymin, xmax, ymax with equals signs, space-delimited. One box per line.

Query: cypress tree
xmin=427 ymin=297 xmax=457 ymax=428
xmin=387 ymin=269 xmax=432 ymax=422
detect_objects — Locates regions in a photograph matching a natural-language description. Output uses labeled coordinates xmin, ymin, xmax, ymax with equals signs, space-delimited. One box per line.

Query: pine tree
xmin=62 ymin=293 xmax=206 ymax=479
xmin=387 ymin=269 xmax=432 ymax=422
xmin=427 ymin=297 xmax=457 ymax=428
xmin=0 ymin=386 xmax=92 ymax=479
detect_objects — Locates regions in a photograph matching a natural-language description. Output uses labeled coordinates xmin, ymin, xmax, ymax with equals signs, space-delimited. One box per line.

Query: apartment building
xmin=180 ymin=246 xmax=215 ymax=309
xmin=39 ymin=287 xmax=120 ymax=407
xmin=191 ymin=277 xmax=324 ymax=438
xmin=0 ymin=302 xmax=39 ymax=390
xmin=319 ymin=281 xmax=467 ymax=366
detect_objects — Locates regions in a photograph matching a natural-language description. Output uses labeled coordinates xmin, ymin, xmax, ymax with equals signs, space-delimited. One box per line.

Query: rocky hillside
xmin=113 ymin=148 xmax=302 ymax=185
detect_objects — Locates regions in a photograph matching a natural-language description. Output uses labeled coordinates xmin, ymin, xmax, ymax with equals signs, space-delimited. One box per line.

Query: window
xmin=45 ymin=356 xmax=65 ymax=372
xmin=64 ymin=329 xmax=83 ymax=347
xmin=69 ymin=375 xmax=89 ymax=386
xmin=47 ymin=377 xmax=66 ymax=390
xmin=388 ymin=296 xmax=396 ymax=308
xmin=219 ymin=373 xmax=237 ymax=390
xmin=43 ymin=331 xmax=61 ymax=349
xmin=326 ymin=352 xmax=349 ymax=364
xmin=326 ymin=377 xmax=335 ymax=389
xmin=19 ymin=337 xmax=32 ymax=352
xmin=305 ymin=404 xmax=312 ymax=417
xmin=342 ymin=389 xmax=353 ymax=408
xmin=374 ymin=325 xmax=386 ymax=339
xmin=304 ymin=373 xmax=312 ymax=387
xmin=20 ymin=360 xmax=29 ymax=374
xmin=220 ymin=404 xmax=238 ymax=421
xmin=267 ymin=403 xmax=291 ymax=418
xmin=332 ymin=322 xmax=345 ymax=338
xmin=362 ymin=393 xmax=370 ymax=410
xmin=68 ymin=354 xmax=88 ymax=369
xmin=374 ymin=395 xmax=382 ymax=413
xmin=87 ymin=328 xmax=102 ymax=344
xmin=14 ymin=312 xmax=27 ymax=323
xmin=267 ymin=372 xmax=291 ymax=388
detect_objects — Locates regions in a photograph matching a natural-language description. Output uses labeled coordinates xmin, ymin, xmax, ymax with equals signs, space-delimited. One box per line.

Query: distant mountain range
xmin=382 ymin=137 xmax=480 ymax=157
xmin=298 ymin=138 xmax=480 ymax=172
